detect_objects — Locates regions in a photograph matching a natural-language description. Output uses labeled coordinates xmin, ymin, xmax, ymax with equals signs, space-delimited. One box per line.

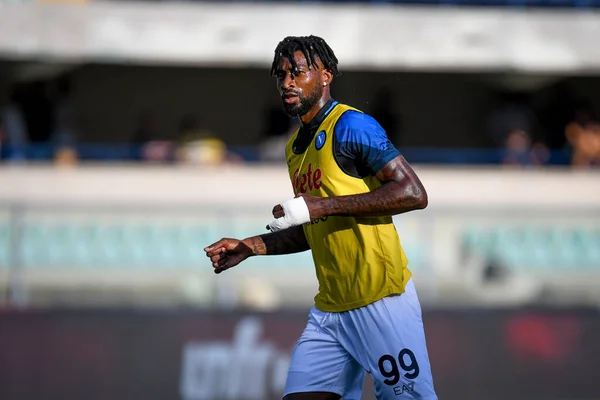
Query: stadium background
xmin=0 ymin=0 xmax=599 ymax=399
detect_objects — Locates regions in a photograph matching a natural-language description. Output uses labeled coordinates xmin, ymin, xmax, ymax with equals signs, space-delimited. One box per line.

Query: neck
xmin=299 ymin=95 xmax=332 ymax=125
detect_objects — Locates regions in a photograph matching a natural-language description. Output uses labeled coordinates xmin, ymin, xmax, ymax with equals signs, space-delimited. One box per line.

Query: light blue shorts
xmin=283 ymin=279 xmax=437 ymax=400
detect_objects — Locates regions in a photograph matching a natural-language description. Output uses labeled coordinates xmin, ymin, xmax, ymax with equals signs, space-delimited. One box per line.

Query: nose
xmin=280 ymin=74 xmax=295 ymax=92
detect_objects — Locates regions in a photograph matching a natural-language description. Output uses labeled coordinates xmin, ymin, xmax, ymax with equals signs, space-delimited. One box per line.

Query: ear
xmin=322 ymin=68 xmax=333 ymax=87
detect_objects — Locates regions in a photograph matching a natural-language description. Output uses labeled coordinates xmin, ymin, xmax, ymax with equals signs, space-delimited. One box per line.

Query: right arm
xmin=204 ymin=225 xmax=309 ymax=274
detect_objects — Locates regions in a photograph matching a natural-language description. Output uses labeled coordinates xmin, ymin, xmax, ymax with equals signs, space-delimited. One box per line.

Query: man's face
xmin=274 ymin=51 xmax=324 ymax=117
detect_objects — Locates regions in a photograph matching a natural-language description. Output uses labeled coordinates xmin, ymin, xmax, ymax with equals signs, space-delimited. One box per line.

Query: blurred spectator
xmin=0 ymin=84 xmax=29 ymax=161
xmin=502 ymin=129 xmax=549 ymax=167
xmin=369 ymin=87 xmax=401 ymax=146
xmin=175 ymin=114 xmax=242 ymax=165
xmin=53 ymin=146 xmax=79 ymax=167
xmin=565 ymin=119 xmax=600 ymax=168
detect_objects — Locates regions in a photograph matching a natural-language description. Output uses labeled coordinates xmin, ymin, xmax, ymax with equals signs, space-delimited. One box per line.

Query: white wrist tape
xmin=267 ymin=197 xmax=311 ymax=232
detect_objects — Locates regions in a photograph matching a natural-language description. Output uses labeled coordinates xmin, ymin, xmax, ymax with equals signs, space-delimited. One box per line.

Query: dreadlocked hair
xmin=270 ymin=35 xmax=341 ymax=77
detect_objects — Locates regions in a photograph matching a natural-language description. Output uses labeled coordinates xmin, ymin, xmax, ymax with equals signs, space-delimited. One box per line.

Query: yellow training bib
xmin=285 ymin=103 xmax=412 ymax=312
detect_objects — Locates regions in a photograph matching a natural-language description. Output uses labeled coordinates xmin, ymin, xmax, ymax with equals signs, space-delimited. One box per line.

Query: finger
xmin=273 ymin=204 xmax=285 ymax=218
xmin=204 ymin=240 xmax=225 ymax=252
xmin=214 ymin=265 xmax=230 ymax=274
xmin=210 ymin=253 xmax=226 ymax=263
xmin=205 ymin=247 xmax=226 ymax=257
xmin=272 ymin=204 xmax=284 ymax=218
xmin=211 ymin=254 xmax=228 ymax=267
xmin=217 ymin=257 xmax=228 ymax=267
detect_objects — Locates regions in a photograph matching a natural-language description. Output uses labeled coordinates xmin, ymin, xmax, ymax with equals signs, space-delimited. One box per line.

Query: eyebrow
xmin=276 ymin=64 xmax=308 ymax=74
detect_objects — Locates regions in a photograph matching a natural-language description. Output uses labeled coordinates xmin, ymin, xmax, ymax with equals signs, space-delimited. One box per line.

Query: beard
xmin=282 ymin=85 xmax=322 ymax=117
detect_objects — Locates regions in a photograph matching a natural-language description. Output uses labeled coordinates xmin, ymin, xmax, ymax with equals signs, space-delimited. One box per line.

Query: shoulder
xmin=331 ymin=106 xmax=400 ymax=174
xmin=335 ymin=109 xmax=384 ymax=134
xmin=334 ymin=109 xmax=388 ymax=148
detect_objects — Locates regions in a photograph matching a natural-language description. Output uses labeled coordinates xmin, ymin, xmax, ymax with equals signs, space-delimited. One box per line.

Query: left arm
xmin=306 ymin=154 xmax=428 ymax=219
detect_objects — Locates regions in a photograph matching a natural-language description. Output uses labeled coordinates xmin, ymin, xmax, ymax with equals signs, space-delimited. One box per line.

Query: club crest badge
xmin=315 ymin=131 xmax=326 ymax=150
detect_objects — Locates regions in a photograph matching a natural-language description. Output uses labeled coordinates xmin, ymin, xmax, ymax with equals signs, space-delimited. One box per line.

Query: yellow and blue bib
xmin=285 ymin=101 xmax=412 ymax=312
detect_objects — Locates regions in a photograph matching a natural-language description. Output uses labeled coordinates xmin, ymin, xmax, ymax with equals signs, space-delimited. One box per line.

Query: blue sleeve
xmin=334 ymin=110 xmax=401 ymax=175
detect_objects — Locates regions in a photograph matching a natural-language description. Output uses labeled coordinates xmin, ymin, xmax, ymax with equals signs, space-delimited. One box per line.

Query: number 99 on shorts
xmin=377 ymin=348 xmax=419 ymax=394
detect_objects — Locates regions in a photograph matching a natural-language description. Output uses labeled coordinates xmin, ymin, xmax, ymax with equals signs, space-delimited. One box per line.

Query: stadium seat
xmin=461 ymin=225 xmax=600 ymax=273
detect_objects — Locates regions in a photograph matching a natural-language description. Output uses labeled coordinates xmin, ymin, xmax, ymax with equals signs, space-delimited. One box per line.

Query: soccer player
xmin=204 ymin=35 xmax=437 ymax=400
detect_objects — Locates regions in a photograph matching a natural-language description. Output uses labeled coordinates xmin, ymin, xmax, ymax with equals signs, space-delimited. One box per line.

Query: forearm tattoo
xmin=246 ymin=225 xmax=310 ymax=256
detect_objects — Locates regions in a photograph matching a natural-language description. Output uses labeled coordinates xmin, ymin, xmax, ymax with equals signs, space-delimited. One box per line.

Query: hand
xmin=204 ymin=238 xmax=253 ymax=274
xmin=272 ymin=194 xmax=324 ymax=221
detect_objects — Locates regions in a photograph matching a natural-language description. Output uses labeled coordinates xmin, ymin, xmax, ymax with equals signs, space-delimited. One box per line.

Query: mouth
xmin=282 ymin=92 xmax=299 ymax=104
